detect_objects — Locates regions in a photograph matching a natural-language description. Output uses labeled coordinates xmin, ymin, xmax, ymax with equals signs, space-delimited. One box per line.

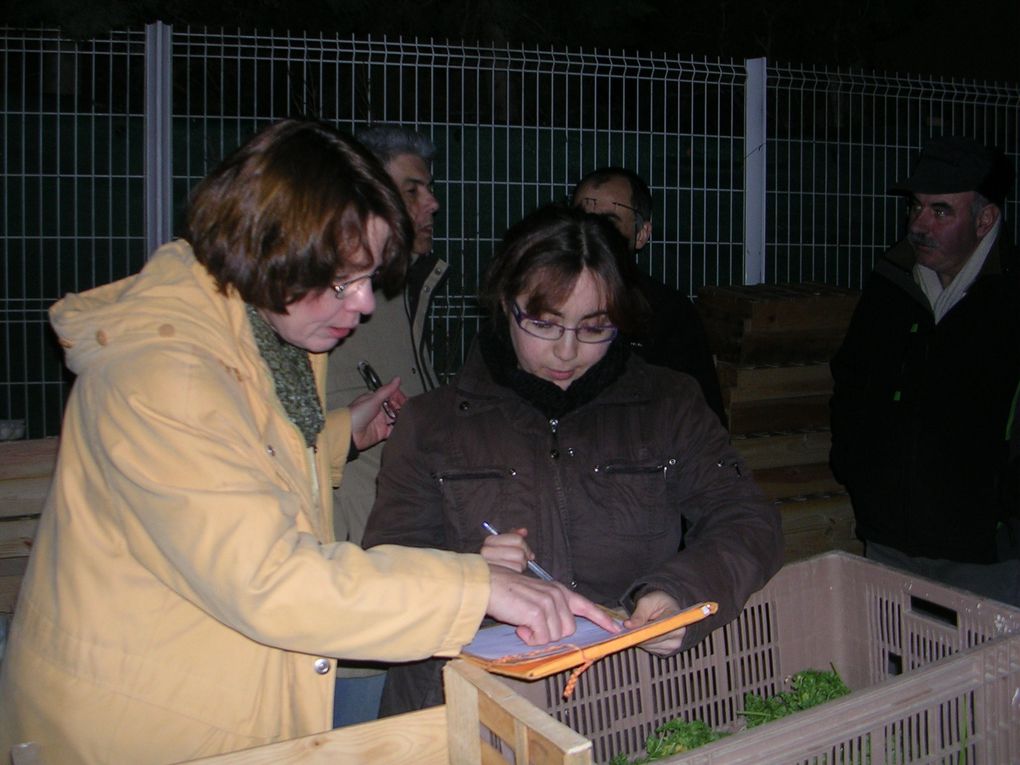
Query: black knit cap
xmin=890 ymin=136 xmax=1012 ymax=207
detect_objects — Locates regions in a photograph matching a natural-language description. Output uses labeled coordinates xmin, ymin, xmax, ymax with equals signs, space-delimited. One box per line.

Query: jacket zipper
xmin=596 ymin=458 xmax=678 ymax=476
xmin=547 ymin=418 xmax=577 ymax=588
xmin=434 ymin=468 xmax=517 ymax=483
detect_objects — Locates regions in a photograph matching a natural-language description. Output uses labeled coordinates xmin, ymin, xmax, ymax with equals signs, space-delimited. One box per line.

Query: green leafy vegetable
xmin=609 ymin=667 xmax=851 ymax=765
xmin=740 ymin=667 xmax=851 ymax=727
xmin=609 ymin=719 xmax=728 ymax=765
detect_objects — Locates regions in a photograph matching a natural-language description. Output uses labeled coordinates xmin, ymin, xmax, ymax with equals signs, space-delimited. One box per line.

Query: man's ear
xmin=635 ymin=220 xmax=652 ymax=251
xmin=975 ymin=203 xmax=999 ymax=238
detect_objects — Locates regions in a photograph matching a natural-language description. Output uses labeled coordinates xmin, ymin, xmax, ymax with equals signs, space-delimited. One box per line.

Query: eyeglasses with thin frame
xmin=331 ymin=270 xmax=379 ymax=301
xmin=510 ymin=302 xmax=618 ymax=344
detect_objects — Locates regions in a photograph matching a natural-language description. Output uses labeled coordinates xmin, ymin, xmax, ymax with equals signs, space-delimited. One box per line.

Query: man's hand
xmin=480 ymin=527 xmax=533 ymax=573
xmin=486 ymin=565 xmax=620 ymax=645
xmin=349 ymin=377 xmax=407 ymax=449
xmin=625 ymin=590 xmax=686 ymax=656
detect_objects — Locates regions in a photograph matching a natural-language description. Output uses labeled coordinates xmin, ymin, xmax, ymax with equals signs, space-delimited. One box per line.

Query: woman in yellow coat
xmin=0 ymin=120 xmax=612 ymax=764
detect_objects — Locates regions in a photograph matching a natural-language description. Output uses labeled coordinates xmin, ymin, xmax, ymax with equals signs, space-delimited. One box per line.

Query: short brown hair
xmin=481 ymin=204 xmax=639 ymax=334
xmin=186 ymin=119 xmax=412 ymax=312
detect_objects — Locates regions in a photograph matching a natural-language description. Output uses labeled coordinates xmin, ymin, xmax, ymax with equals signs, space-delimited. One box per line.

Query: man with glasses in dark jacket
xmin=572 ymin=167 xmax=726 ymax=425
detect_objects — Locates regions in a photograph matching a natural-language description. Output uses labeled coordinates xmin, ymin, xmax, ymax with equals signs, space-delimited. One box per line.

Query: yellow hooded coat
xmin=0 ymin=242 xmax=489 ymax=764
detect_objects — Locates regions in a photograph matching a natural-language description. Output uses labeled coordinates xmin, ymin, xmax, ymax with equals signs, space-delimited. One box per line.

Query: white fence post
xmin=743 ymin=57 xmax=767 ymax=285
xmin=145 ymin=21 xmax=173 ymax=257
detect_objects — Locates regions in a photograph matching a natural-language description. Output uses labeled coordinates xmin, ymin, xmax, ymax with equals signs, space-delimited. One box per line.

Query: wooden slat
xmin=0 ymin=516 xmax=38 ymax=560
xmin=0 ymin=574 xmax=26 ymax=613
xmin=697 ymin=282 xmax=859 ymax=365
xmin=445 ymin=660 xmax=592 ymax=765
xmin=0 ymin=438 xmax=57 ymax=521
xmin=444 ymin=656 xmax=484 ymax=765
xmin=0 ymin=439 xmax=59 ymax=481
xmin=178 ymin=706 xmax=448 ymax=764
xmin=727 ymin=394 xmax=831 ymax=434
xmin=732 ymin=430 xmax=832 ymax=470
xmin=777 ymin=493 xmax=862 ymax=563
xmin=0 ymin=477 xmax=51 ymax=519
xmin=718 ymin=362 xmax=832 ymax=404
xmin=0 ymin=556 xmax=28 ymax=612
xmin=752 ymin=462 xmax=843 ymax=500
xmin=702 ymin=322 xmax=848 ymax=365
xmin=697 ymin=282 xmax=859 ymax=331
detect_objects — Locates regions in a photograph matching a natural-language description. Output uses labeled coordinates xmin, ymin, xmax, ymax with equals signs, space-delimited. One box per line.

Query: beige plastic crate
xmin=165 ymin=551 xmax=1020 ymax=765
xmin=486 ymin=551 xmax=1020 ymax=764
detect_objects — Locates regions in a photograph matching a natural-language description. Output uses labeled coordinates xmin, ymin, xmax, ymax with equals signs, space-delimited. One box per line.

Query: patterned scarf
xmin=246 ymin=304 xmax=325 ymax=448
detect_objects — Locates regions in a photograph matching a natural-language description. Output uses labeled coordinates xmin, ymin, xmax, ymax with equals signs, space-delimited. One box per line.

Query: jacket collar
xmin=876 ymin=226 xmax=1017 ymax=309
xmin=454 ymin=339 xmax=654 ymax=420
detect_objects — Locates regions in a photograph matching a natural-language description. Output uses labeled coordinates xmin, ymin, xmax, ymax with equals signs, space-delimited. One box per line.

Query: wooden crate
xmin=719 ymin=361 xmax=833 ymax=435
xmin=726 ymin=394 xmax=830 ymax=434
xmin=731 ymin=429 xmax=831 ymax=471
xmin=182 ymin=554 xmax=1020 ymax=765
xmin=717 ymin=362 xmax=832 ymax=405
xmin=733 ymin=431 xmax=850 ymax=550
xmin=698 ymin=282 xmax=858 ymax=365
xmin=178 ymin=662 xmax=592 ymax=765
xmin=753 ymin=462 xmax=843 ymax=500
xmin=179 ymin=706 xmax=450 ymax=765
xmin=0 ymin=438 xmax=58 ymax=613
xmin=777 ymin=492 xmax=862 ymax=562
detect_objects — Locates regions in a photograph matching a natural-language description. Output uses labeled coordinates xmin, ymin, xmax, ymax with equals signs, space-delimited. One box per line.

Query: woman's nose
xmin=346 ymin=283 xmax=376 ymax=316
xmin=553 ymin=331 xmax=579 ymax=360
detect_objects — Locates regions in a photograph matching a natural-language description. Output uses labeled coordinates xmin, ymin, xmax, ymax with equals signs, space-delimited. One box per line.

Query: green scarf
xmin=246 ymin=304 xmax=325 ymax=448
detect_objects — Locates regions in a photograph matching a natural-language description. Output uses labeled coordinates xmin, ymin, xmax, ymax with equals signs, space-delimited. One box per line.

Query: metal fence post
xmin=145 ymin=21 xmax=173 ymax=257
xmin=743 ymin=57 xmax=767 ymax=285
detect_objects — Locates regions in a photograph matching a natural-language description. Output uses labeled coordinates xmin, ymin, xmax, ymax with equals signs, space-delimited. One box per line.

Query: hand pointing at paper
xmin=486 ymin=565 xmax=621 ymax=645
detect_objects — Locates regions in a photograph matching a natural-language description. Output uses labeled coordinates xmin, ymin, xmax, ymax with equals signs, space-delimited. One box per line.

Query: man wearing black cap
xmin=830 ymin=136 xmax=1019 ymax=604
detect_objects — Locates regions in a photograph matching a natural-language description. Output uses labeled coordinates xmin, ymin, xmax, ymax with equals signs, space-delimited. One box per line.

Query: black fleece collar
xmin=476 ymin=319 xmax=630 ymax=420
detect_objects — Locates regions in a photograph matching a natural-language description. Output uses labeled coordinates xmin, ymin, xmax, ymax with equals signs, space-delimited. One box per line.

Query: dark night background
xmin=3 ymin=0 xmax=1018 ymax=82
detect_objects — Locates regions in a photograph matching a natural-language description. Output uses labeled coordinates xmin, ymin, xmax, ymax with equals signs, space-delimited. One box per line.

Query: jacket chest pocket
xmin=434 ymin=467 xmax=523 ymax=547
xmin=583 ymin=458 xmax=677 ymax=537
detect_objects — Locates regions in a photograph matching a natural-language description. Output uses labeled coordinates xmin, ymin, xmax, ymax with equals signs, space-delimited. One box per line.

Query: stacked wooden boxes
xmin=0 ymin=439 xmax=58 ymax=621
xmin=697 ymin=282 xmax=863 ymax=562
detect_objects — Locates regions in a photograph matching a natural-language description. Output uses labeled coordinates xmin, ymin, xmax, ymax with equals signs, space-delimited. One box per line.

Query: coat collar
xmin=453 ymin=339 xmax=654 ymax=420
xmin=876 ymin=226 xmax=1017 ymax=310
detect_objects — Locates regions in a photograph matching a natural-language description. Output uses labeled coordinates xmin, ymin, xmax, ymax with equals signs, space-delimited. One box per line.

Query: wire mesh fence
xmin=2 ymin=25 xmax=1018 ymax=438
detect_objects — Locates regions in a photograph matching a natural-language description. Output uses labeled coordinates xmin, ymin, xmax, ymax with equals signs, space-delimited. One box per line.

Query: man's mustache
xmin=909 ymin=233 xmax=938 ymax=249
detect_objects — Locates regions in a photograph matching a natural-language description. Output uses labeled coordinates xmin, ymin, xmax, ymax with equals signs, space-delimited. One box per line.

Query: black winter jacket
xmin=830 ymin=231 xmax=1020 ymax=563
xmin=627 ymin=271 xmax=727 ymax=426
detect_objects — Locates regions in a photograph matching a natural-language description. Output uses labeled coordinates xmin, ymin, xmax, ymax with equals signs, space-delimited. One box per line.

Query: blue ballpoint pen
xmin=481 ymin=521 xmax=555 ymax=582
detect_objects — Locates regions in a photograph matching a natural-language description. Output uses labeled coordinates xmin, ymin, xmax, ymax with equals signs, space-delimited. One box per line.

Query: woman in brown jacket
xmin=363 ymin=204 xmax=784 ymax=715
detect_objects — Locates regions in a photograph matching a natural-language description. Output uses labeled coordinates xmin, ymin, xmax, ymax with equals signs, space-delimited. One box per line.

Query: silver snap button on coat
xmin=313 ymin=658 xmax=331 ymax=675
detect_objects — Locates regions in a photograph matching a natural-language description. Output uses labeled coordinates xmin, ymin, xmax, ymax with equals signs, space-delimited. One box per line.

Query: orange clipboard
xmin=459 ymin=601 xmax=718 ymax=682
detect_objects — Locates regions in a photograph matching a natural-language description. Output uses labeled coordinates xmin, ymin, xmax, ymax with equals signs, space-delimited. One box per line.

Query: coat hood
xmin=50 ymin=241 xmax=255 ymax=378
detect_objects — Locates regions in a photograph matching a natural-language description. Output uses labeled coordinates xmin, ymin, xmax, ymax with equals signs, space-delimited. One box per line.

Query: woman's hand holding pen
xmin=349 ymin=377 xmax=406 ymax=449
xmin=480 ymin=526 xmax=535 ymax=573
xmin=486 ymin=566 xmax=620 ymax=645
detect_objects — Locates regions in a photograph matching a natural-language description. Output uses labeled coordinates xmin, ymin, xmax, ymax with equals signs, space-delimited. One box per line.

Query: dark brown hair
xmin=481 ymin=204 xmax=639 ymax=333
xmin=186 ymin=119 xmax=412 ymax=312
